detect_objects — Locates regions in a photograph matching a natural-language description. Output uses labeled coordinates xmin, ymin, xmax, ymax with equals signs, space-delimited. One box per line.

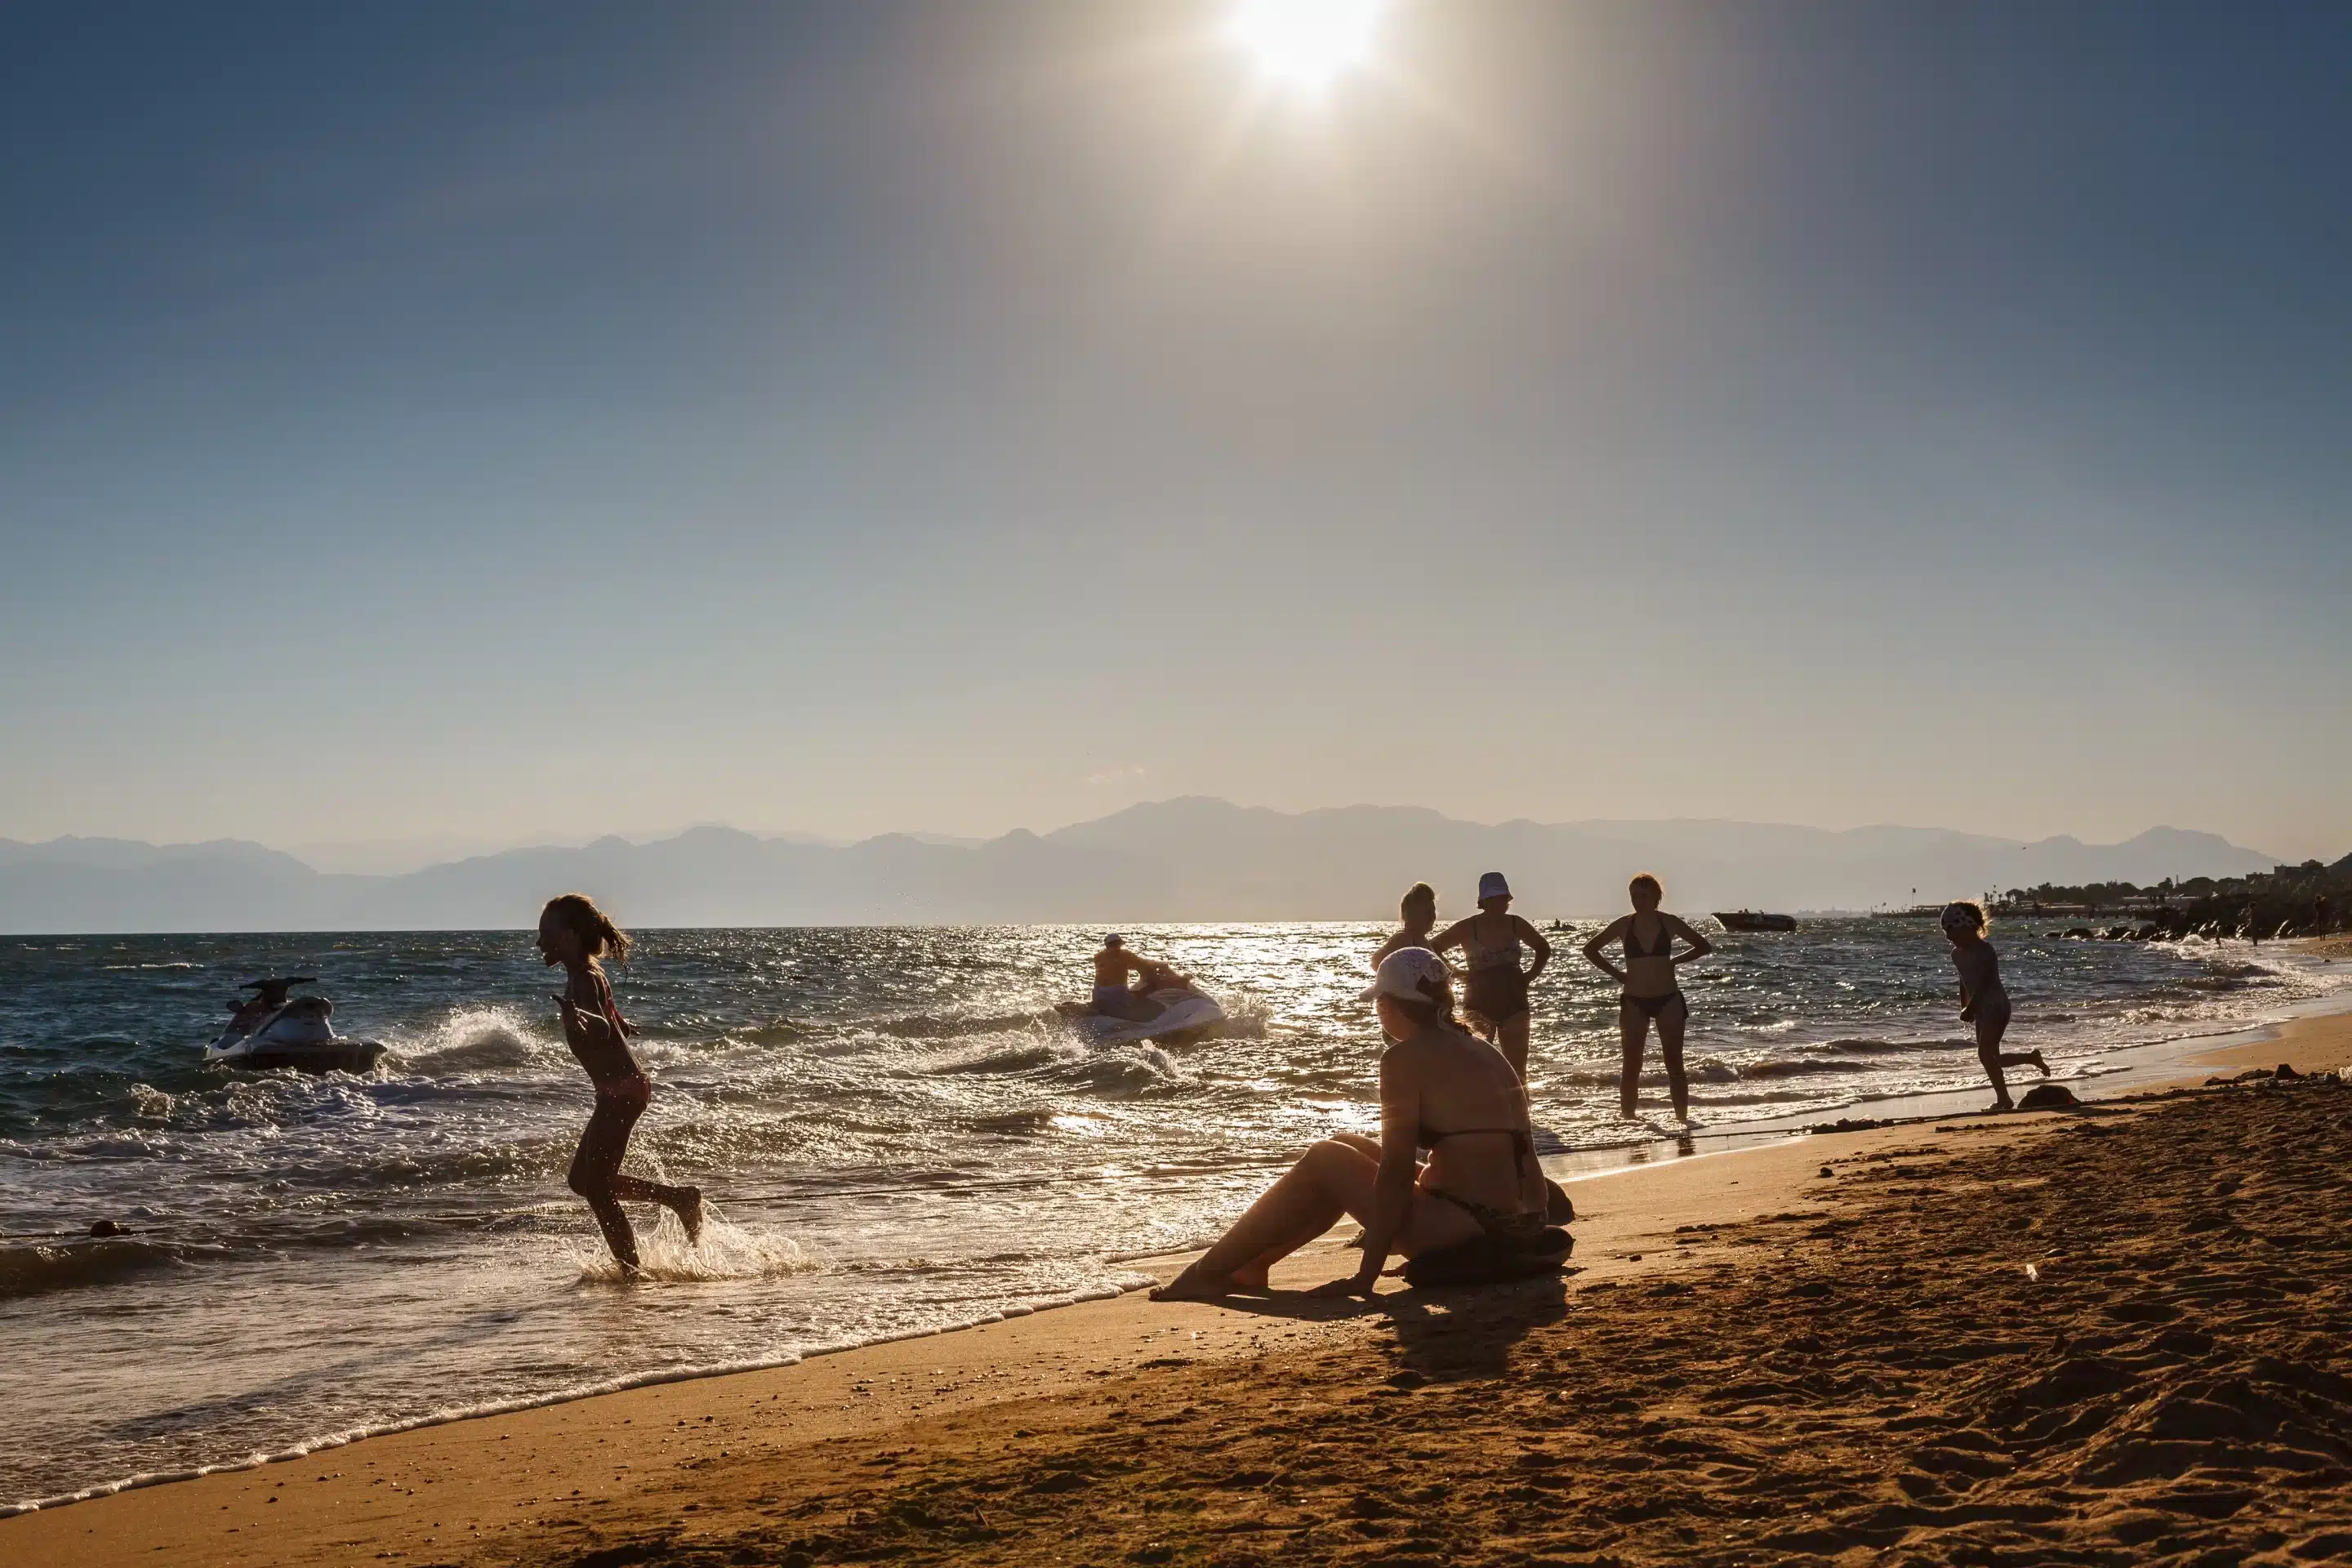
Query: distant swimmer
xmin=1582 ymin=874 xmax=1713 ymax=1122
xmin=1090 ymin=934 xmax=1156 ymax=1021
xmin=1942 ymin=901 xmax=2048 ymax=1112
xmin=538 ymin=893 xmax=703 ymax=1274
xmin=1431 ymin=871 xmax=1552 ymax=1080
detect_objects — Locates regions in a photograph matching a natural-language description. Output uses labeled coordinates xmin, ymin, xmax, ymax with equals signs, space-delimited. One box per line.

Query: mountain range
xmin=0 ymin=799 xmax=2283 ymax=933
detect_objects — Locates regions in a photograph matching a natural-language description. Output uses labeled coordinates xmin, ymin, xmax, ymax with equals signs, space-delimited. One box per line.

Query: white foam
xmin=4 ymin=1269 xmax=1161 ymax=1517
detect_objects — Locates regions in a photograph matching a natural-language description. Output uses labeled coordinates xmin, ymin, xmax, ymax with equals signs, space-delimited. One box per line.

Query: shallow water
xmin=2 ymin=920 xmax=2341 ymax=1507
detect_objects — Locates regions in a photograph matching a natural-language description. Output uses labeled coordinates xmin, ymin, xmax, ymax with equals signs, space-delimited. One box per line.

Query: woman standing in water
xmin=1580 ymin=874 xmax=1713 ymax=1123
xmin=1941 ymin=900 xmax=2047 ymax=1111
xmin=538 ymin=893 xmax=702 ymax=1273
xmin=1372 ymin=882 xmax=1449 ymax=970
xmin=1432 ymin=871 xmax=1552 ymax=1080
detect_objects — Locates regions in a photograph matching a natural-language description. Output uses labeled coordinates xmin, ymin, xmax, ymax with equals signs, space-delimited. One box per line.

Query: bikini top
xmin=1624 ymin=916 xmax=1674 ymax=960
xmin=1460 ymin=917 xmax=1522 ymax=972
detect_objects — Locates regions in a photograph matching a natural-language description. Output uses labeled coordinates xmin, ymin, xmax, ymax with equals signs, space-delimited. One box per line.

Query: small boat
xmin=1713 ymin=911 xmax=1797 ymax=933
xmin=205 ymin=977 xmax=386 ymax=1074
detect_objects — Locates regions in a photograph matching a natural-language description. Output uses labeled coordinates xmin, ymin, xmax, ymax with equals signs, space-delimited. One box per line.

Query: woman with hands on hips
xmin=1580 ymin=873 xmax=1713 ymax=1123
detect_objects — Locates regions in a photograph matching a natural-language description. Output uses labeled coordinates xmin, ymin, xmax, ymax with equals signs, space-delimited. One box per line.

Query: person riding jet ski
xmin=205 ymin=977 xmax=385 ymax=1074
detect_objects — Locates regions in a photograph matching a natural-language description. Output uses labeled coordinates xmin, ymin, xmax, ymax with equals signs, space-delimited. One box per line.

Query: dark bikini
xmin=1621 ymin=918 xmax=1686 ymax=1019
xmin=1420 ymin=1125 xmax=1552 ymax=1245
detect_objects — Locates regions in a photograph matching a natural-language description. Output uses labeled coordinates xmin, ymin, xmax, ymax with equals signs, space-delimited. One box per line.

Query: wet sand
xmin=10 ymin=1009 xmax=2350 ymax=1567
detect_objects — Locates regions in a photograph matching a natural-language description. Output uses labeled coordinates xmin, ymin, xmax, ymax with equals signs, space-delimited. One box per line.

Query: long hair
xmin=541 ymin=892 xmax=631 ymax=963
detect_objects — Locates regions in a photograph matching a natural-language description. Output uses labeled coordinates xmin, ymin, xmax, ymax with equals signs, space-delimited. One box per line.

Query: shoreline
xmin=7 ymin=969 xmax=2349 ymax=1528
xmin=11 ymin=1005 xmax=2348 ymax=1566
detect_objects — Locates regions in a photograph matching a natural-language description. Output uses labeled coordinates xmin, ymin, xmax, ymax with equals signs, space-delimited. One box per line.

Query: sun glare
xmin=1227 ymin=0 xmax=1384 ymax=91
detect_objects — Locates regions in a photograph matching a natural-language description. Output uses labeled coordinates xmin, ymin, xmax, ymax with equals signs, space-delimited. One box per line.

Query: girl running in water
xmin=1581 ymin=874 xmax=1712 ymax=1123
xmin=1940 ymin=901 xmax=2048 ymax=1111
xmin=537 ymin=893 xmax=702 ymax=1273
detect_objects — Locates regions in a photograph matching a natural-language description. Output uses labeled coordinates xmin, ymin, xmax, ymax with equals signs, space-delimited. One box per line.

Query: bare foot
xmin=1990 ymin=1098 xmax=2016 ymax=1114
xmin=1229 ymin=1260 xmax=1272 ymax=1292
xmin=2030 ymin=1051 xmax=2051 ymax=1078
xmin=672 ymin=1187 xmax=705 ymax=1245
xmin=1148 ymin=1264 xmax=1233 ymax=1303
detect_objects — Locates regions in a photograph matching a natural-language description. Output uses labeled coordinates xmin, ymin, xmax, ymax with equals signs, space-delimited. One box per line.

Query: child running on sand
xmin=537 ymin=893 xmax=702 ymax=1273
xmin=1941 ymin=900 xmax=2049 ymax=1112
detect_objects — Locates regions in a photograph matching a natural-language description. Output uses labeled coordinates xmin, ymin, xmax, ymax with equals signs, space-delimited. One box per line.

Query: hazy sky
xmin=4 ymin=2 xmax=2347 ymax=862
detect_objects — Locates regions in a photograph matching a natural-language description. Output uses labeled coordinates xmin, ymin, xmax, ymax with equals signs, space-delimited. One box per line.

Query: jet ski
xmin=1056 ymin=985 xmax=1227 ymax=1046
xmin=204 ymin=977 xmax=386 ymax=1074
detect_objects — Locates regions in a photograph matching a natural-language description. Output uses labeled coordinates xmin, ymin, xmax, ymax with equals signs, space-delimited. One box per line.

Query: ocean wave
xmin=869 ymin=1009 xmax=1059 ymax=1040
xmin=0 ymin=1238 xmax=191 ymax=1300
xmin=394 ymin=1007 xmax=550 ymax=1074
xmin=568 ymin=1211 xmax=817 ymax=1284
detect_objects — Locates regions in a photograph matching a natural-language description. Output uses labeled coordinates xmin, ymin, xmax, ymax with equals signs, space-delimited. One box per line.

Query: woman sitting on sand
xmin=1153 ymin=948 xmax=1563 ymax=1300
xmin=539 ymin=893 xmax=702 ymax=1273
xmin=1581 ymin=874 xmax=1713 ymax=1123
xmin=1430 ymin=871 xmax=1552 ymax=1080
xmin=1941 ymin=901 xmax=2049 ymax=1112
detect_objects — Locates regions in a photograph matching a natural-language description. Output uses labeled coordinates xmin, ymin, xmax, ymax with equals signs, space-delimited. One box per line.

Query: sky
xmin=3 ymin=1 xmax=2348 ymax=869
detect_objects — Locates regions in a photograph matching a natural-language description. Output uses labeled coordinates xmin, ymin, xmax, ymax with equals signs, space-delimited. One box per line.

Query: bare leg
xmin=1658 ymin=997 xmax=1691 ymax=1120
xmin=570 ymin=1091 xmax=705 ymax=1263
xmin=1498 ymin=1013 xmax=1531 ymax=1083
xmin=1976 ymin=1004 xmax=2018 ymax=1110
xmin=1152 ymin=1140 xmax=1378 ymax=1300
xmin=609 ymin=1174 xmax=704 ymax=1243
xmin=570 ymin=1098 xmax=644 ymax=1270
xmin=1618 ymin=1001 xmax=1648 ymax=1118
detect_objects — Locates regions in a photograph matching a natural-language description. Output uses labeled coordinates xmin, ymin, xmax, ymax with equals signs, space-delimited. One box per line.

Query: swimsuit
xmin=1420 ymin=1125 xmax=1550 ymax=1245
xmin=1460 ymin=919 xmax=1530 ymax=1023
xmin=1621 ymin=918 xmax=1684 ymax=1018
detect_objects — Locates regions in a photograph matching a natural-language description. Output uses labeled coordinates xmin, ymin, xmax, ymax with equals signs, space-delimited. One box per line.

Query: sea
xmin=3 ymin=919 xmax=2345 ymax=1510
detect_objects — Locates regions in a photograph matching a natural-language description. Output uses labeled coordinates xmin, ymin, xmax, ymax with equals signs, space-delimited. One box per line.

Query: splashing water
xmin=0 ymin=920 xmax=2342 ymax=1508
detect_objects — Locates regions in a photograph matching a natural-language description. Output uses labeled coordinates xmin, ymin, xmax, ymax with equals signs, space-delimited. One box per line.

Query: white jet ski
xmin=1057 ymin=986 xmax=1227 ymax=1046
xmin=204 ymin=977 xmax=386 ymax=1075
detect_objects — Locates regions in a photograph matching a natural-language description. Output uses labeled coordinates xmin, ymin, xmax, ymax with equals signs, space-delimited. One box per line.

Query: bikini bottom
xmin=1464 ymin=967 xmax=1530 ymax=1025
xmin=1622 ymin=990 xmax=1686 ymax=1020
xmin=1405 ymin=1192 xmax=1573 ymax=1288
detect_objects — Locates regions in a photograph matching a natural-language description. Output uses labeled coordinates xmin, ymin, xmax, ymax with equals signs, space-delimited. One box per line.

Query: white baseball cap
xmin=1360 ymin=946 xmax=1450 ymax=1004
xmin=1478 ymin=871 xmax=1512 ymax=902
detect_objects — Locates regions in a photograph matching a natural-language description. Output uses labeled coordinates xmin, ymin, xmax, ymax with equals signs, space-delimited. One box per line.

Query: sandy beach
xmin=7 ymin=1004 xmax=2347 ymax=1566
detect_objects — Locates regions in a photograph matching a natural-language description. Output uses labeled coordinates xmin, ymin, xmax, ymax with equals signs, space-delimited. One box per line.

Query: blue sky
xmin=3 ymin=1 xmax=2347 ymax=865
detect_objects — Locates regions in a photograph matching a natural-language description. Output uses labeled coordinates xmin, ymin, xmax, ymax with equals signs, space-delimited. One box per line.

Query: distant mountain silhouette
xmin=0 ymin=800 xmax=2282 ymax=933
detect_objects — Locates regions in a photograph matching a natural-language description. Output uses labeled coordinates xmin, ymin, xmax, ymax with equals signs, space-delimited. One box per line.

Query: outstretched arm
xmin=1581 ymin=917 xmax=1630 ymax=984
xmin=1664 ymin=915 xmax=1714 ymax=966
xmin=1316 ymin=1054 xmax=1419 ymax=1297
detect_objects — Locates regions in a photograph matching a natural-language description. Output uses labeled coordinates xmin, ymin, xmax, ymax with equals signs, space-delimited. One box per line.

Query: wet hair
xmin=1940 ymin=901 xmax=1988 ymax=938
xmin=541 ymin=892 xmax=631 ymax=963
xmin=1629 ymin=873 xmax=1663 ymax=900
xmin=1401 ymin=882 xmax=1436 ymax=920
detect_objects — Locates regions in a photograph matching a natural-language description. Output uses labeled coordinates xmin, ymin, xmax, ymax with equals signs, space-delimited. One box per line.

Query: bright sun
xmin=1227 ymin=0 xmax=1385 ymax=91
